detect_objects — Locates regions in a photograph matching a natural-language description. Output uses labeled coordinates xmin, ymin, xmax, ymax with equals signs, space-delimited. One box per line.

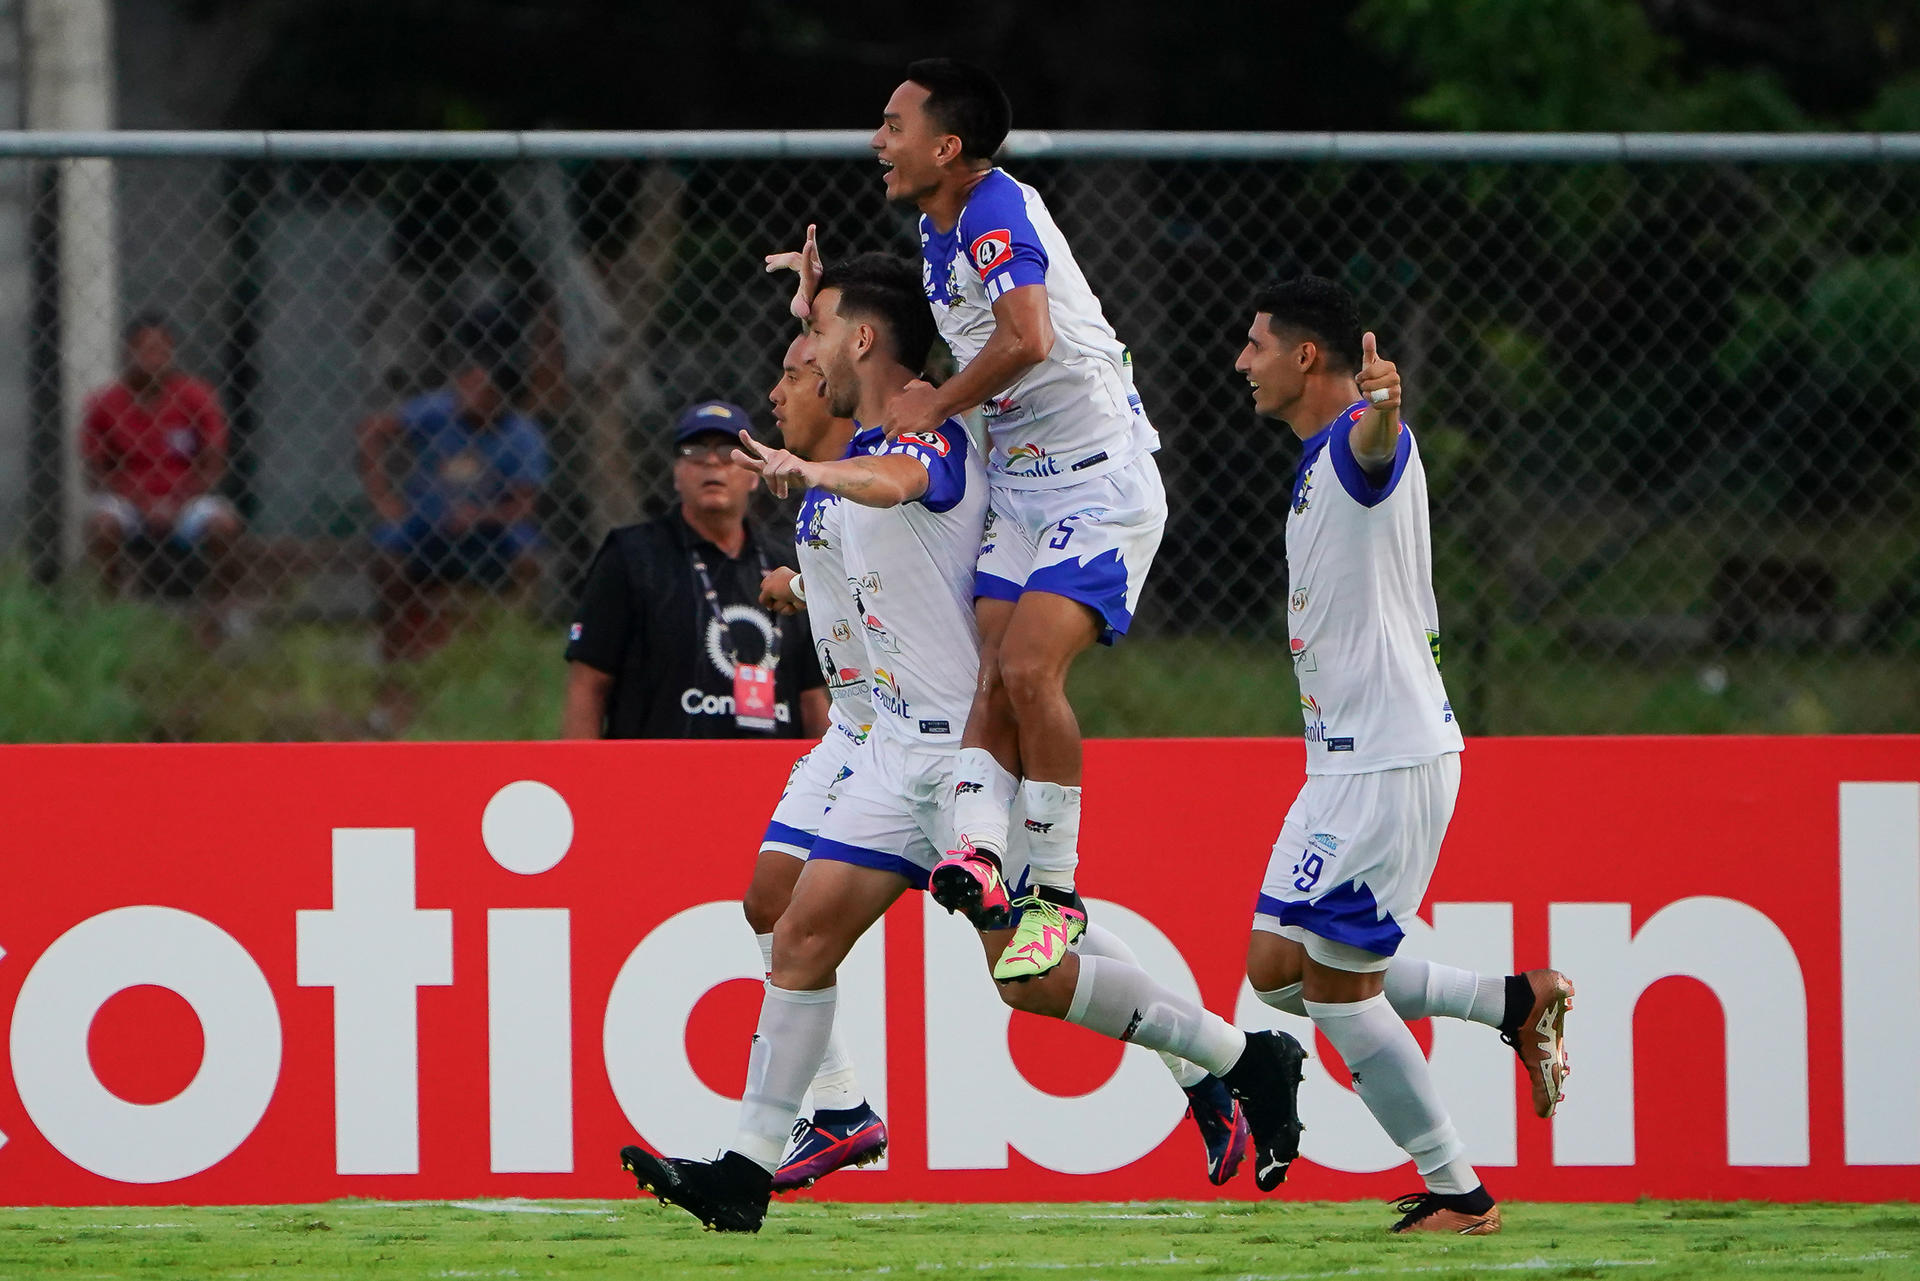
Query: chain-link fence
xmin=2 ymin=131 xmax=1917 ymax=741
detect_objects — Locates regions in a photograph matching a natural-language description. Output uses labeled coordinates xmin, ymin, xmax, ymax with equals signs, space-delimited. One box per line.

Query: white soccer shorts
xmin=759 ymin=714 xmax=868 ymax=859
xmin=974 ymin=454 xmax=1166 ymax=644
xmin=1251 ymin=753 xmax=1462 ymax=972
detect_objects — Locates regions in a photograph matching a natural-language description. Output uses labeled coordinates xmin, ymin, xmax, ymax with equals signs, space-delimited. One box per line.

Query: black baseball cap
xmin=673 ymin=400 xmax=753 ymax=446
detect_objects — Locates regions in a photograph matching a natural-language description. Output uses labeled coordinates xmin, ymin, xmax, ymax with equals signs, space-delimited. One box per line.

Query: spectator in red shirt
xmin=81 ymin=314 xmax=243 ymax=599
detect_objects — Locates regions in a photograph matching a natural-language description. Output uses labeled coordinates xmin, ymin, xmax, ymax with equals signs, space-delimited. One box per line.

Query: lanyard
xmin=689 ymin=542 xmax=781 ymax=670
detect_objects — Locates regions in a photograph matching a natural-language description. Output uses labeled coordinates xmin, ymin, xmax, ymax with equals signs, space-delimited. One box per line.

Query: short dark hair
xmin=1252 ymin=274 xmax=1362 ymax=375
xmin=817 ymin=253 xmax=937 ymax=374
xmin=905 ymin=58 xmax=1012 ymax=163
xmin=123 ymin=310 xmax=171 ymax=344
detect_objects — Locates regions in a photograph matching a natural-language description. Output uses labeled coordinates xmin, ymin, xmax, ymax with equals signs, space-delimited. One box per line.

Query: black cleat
xmin=619 ymin=1144 xmax=771 ymax=1233
xmin=1389 ymin=1185 xmax=1501 ymax=1234
xmin=1221 ymin=1029 xmax=1307 ymax=1191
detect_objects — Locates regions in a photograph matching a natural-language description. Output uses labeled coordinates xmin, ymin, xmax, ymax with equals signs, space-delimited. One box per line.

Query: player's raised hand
xmin=763 ymin=223 xmax=824 ymax=320
xmin=1356 ymin=331 xmax=1401 ymax=415
xmin=878 ymin=378 xmax=944 ymax=441
xmin=731 ymin=429 xmax=812 ymax=499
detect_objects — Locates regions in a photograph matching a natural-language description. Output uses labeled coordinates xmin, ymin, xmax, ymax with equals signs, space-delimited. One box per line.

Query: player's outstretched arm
xmin=880 ymin=283 xmax=1055 ymax=438
xmin=733 ymin=430 xmax=928 ymax=508
xmin=1351 ymin=330 xmax=1403 ymax=469
xmin=763 ymin=222 xmax=825 ymax=320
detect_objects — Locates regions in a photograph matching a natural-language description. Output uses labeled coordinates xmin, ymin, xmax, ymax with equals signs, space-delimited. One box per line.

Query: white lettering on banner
xmin=680 ymin=689 xmax=792 ymax=722
xmin=603 ymin=904 xmax=888 ymax=1165
xmin=483 ymin=782 xmax=575 ymax=1173
xmin=489 ymin=911 xmax=572 ymax=1173
xmin=924 ymin=898 xmax=1189 ymax=1174
xmin=9 ymin=907 xmax=281 ymax=1183
xmin=296 ymin=829 xmax=454 ymax=1175
xmin=1234 ymin=904 xmax=1517 ymax=1174
xmin=1840 ymin=781 xmax=1920 ymax=1164
xmin=1550 ymin=897 xmax=1809 ymax=1167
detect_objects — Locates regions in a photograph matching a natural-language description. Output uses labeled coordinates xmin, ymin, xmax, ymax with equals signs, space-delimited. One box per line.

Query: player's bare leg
xmin=624 ymin=858 xmax=905 ymax=1232
xmin=742 ymin=849 xmax=886 ymax=1190
xmin=1247 ymin=931 xmax=1572 ymax=1118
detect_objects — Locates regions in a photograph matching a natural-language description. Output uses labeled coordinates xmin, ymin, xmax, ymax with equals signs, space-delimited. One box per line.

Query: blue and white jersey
xmin=1286 ymin=402 xmax=1464 ymax=775
xmin=839 ymin=418 xmax=989 ymax=746
xmin=794 ymin=436 xmax=874 ymax=728
xmin=920 ymin=168 xmax=1159 ymax=490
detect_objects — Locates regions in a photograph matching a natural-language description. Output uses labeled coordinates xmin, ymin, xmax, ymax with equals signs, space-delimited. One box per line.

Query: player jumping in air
xmin=769 ymin=60 xmax=1163 ymax=984
xmin=618 ymin=256 xmax=1301 ymax=1232
xmin=1233 ymin=274 xmax=1575 ymax=1232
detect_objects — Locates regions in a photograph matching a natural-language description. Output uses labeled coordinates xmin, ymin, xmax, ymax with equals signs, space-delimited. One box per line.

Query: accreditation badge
xmin=733 ymin=663 xmax=777 ymax=731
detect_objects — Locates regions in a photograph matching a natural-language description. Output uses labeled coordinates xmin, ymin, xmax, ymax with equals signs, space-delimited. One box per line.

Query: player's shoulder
xmin=958 ymin=168 xmax=1039 ymax=235
xmin=891 ymin=417 xmax=972 ymax=461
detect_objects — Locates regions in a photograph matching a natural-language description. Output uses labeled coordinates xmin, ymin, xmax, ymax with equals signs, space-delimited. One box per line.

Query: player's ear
xmin=1297 ymin=339 xmax=1318 ymax=373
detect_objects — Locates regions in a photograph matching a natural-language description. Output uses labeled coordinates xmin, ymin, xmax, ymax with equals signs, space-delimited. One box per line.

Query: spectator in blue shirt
xmin=357 ymin=315 xmax=550 ymax=662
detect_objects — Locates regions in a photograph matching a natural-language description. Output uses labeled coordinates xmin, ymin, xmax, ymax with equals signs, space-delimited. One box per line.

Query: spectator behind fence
xmin=562 ymin=400 xmax=828 ymax=740
xmin=81 ymin=313 xmax=244 ymax=606
xmin=357 ymin=317 xmax=550 ymax=663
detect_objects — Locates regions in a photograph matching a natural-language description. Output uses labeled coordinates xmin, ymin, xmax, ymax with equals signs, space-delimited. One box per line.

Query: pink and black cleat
xmin=928 ymin=841 xmax=1014 ymax=931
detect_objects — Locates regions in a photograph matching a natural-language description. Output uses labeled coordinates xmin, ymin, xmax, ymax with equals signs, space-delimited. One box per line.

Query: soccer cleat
xmin=1182 ymin=1074 xmax=1251 ymax=1186
xmin=991 ymin=892 xmax=1087 ymax=983
xmin=1389 ymin=1187 xmax=1502 ymax=1235
xmin=1500 ymin=968 xmax=1575 ymax=1118
xmin=1221 ymin=1028 xmax=1307 ymax=1191
xmin=619 ymin=1144 xmax=771 ymax=1233
xmin=772 ymin=1105 xmax=889 ymax=1192
xmin=929 ymin=842 xmax=1014 ymax=931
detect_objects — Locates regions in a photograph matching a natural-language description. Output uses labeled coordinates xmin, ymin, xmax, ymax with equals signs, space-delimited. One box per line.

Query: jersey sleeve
xmin=1327 ymin=411 xmax=1413 ymax=509
xmin=880 ymin=422 xmax=971 ymax=514
xmin=957 ymin=174 xmax=1049 ymax=303
xmin=565 ymin=533 xmax=635 ymax=674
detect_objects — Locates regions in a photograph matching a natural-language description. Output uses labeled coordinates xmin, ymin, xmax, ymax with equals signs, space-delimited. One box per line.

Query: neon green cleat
xmin=992 ymin=892 xmax=1087 ymax=983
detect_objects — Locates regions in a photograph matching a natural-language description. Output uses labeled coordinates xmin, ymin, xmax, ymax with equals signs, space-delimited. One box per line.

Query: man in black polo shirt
xmin=562 ymin=400 xmax=828 ymax=739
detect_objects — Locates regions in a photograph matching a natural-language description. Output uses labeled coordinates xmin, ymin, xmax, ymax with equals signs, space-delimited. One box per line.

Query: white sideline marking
xmin=1235 ymin=1262 xmax=1655 ymax=1280
xmin=1013 ymin=1211 xmax=1206 ymax=1221
xmin=446 ymin=1199 xmax=607 ymax=1216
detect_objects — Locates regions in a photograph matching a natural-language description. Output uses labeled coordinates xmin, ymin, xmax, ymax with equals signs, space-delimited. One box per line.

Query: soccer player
xmin=739 ymin=331 xmax=886 ymax=1190
xmin=619 ymin=256 xmax=1302 ymax=1232
xmin=769 ymin=60 xmax=1164 ymax=984
xmin=1233 ymin=274 xmax=1575 ymax=1235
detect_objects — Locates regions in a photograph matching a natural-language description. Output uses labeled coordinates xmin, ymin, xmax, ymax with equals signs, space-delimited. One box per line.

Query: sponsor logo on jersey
xmin=872 ymin=666 xmax=909 ymax=718
xmin=863 ymin=611 xmax=902 ymax=654
xmin=984 ymin=395 xmax=1020 ymax=419
xmin=1293 ymin=466 xmax=1316 ymax=515
xmin=568 ymin=622 xmax=582 ymax=642
xmin=816 ymin=639 xmax=868 ymax=692
xmin=1427 ymin=629 xmax=1443 ymax=670
xmin=1301 ymin=692 xmax=1330 ymax=744
xmin=1290 ymin=589 xmax=1309 ymax=613
xmin=1003 ymin=442 xmax=1060 ymax=479
xmin=832 ymin=620 xmax=853 ymax=643
xmin=897 ymin=430 xmax=951 ymax=456
xmin=970 ymin=228 xmax=1013 ymax=274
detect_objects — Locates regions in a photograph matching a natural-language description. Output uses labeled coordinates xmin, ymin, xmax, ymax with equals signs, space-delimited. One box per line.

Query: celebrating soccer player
xmin=1232 ymin=275 xmax=1576 ymax=1234
xmin=618 ymin=256 xmax=1302 ymax=1232
xmin=768 ymin=60 xmax=1163 ymax=984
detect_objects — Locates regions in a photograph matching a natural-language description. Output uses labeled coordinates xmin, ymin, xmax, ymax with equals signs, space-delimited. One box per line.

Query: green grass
xmin=1 ymin=1199 xmax=1915 ymax=1280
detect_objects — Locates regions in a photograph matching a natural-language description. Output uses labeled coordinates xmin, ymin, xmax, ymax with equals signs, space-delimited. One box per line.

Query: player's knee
xmin=770 ymin=911 xmax=840 ymax=988
xmin=991 ymin=969 xmax=1074 ymax=1018
xmin=741 ymin=883 xmax=783 ymax=936
xmin=996 ymin=646 xmax=1065 ymax=712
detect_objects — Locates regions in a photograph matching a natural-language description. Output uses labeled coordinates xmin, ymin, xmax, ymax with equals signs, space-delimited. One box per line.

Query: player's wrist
xmin=789 ymin=573 xmax=807 ymax=603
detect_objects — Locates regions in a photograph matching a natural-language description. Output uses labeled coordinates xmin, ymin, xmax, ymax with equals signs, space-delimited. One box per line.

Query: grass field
xmin=5 ymin=1199 xmax=1918 ymax=1280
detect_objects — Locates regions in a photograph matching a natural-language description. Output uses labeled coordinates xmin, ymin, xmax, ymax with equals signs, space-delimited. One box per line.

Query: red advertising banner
xmin=1 ymin=736 xmax=1917 ymax=1206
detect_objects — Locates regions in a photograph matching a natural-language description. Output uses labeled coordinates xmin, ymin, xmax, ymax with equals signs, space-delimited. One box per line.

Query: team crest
xmin=1293 ymin=466 xmax=1316 ymax=515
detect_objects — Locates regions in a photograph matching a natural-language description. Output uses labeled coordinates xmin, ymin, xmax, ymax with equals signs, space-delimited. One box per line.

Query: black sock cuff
xmin=1501 ymin=974 xmax=1532 ymax=1032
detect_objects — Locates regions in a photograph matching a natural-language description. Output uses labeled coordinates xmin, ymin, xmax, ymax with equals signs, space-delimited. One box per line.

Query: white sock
xmin=759 ymin=930 xmax=866 ymax=1112
xmin=1080 ymin=923 xmax=1209 ymax=1089
xmin=1255 ymin=981 xmax=1307 ymax=1016
xmin=951 ymin=747 xmax=1018 ymax=858
xmin=1383 ymin=958 xmax=1506 ymax=1028
xmin=1064 ymin=954 xmax=1245 ymax=1077
xmin=755 ymin=931 xmax=775 ymax=976
xmin=1305 ymin=993 xmax=1477 ymax=1195
xmin=1019 ymin=779 xmax=1081 ymax=893
xmin=733 ymin=983 xmax=836 ymax=1172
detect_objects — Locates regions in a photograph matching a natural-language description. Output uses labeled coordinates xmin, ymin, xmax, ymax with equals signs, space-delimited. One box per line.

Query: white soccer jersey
xmin=1286 ymin=402 xmax=1464 ymax=774
xmin=920 ymin=168 xmax=1158 ymax=489
xmin=793 ymin=444 xmax=875 ymax=728
xmin=839 ymin=418 xmax=988 ymax=745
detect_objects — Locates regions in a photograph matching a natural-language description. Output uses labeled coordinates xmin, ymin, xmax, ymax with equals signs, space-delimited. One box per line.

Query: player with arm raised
xmin=770 ymin=59 xmax=1165 ymax=986
xmin=617 ymin=256 xmax=1299 ymax=1232
xmin=1231 ymin=274 xmax=1575 ymax=1233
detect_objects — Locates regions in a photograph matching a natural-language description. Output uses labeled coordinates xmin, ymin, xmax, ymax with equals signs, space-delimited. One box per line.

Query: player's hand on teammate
xmin=759 ymin=566 xmax=805 ymax=615
xmin=732 ymin=429 xmax=814 ymax=499
xmin=764 ymin=223 xmax=824 ymax=320
xmin=1356 ymin=331 xmax=1401 ymax=415
xmin=880 ymin=379 xmax=944 ymax=440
